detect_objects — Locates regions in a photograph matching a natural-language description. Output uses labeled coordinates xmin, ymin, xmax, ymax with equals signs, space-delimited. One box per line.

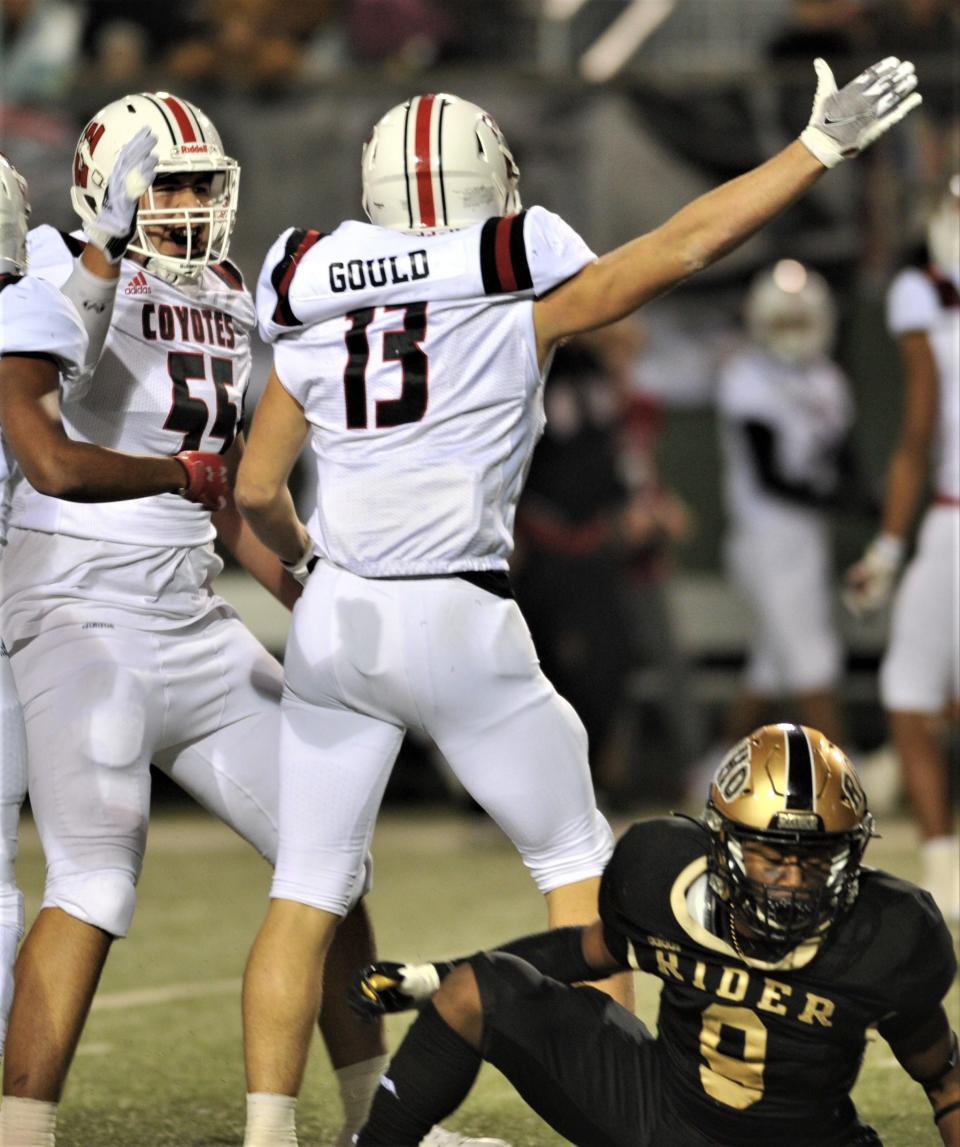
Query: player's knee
xmin=435 ymin=963 xmax=483 ymax=1046
xmin=43 ymin=869 xmax=137 ymax=938
xmin=524 ymin=809 xmax=614 ymax=895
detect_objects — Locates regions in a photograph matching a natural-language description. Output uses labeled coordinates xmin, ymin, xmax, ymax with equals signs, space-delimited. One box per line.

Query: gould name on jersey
xmin=329 ymin=249 xmax=430 ymax=293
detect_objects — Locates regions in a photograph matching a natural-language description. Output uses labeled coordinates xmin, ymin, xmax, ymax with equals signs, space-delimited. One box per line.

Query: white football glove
xmin=843 ymin=534 xmax=905 ymax=617
xmin=800 ymin=56 xmax=922 ymax=169
xmin=84 ymin=126 xmax=159 ymax=262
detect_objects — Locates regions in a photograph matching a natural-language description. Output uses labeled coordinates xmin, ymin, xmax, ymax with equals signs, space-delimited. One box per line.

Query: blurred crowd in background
xmin=1 ymin=0 xmax=958 ymax=808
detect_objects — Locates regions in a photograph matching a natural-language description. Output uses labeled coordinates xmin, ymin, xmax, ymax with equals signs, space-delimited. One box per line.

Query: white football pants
xmin=272 ymin=562 xmax=613 ymax=915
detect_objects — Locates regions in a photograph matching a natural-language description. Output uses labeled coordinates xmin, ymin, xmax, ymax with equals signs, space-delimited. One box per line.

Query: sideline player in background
xmin=351 ymin=724 xmax=960 ymax=1147
xmin=0 ymin=138 xmax=232 ymax=1061
xmin=0 ymin=96 xmax=394 ymax=1147
xmin=235 ymin=55 xmax=921 ymax=1147
xmin=717 ymin=259 xmax=869 ymax=747
xmin=845 ymin=174 xmax=960 ymax=924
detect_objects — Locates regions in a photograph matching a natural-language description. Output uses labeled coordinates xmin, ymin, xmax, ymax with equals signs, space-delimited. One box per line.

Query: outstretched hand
xmin=800 ymin=56 xmax=921 ymax=169
xmin=85 ymin=126 xmax=159 ymax=262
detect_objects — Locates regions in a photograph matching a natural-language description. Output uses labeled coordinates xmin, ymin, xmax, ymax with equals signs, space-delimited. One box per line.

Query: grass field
xmin=13 ymin=802 xmax=960 ymax=1147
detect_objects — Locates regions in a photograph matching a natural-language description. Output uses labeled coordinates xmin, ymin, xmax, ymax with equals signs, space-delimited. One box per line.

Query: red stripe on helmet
xmin=413 ymin=95 xmax=436 ymax=228
xmin=161 ymin=95 xmax=198 ymax=143
xmin=494 ymin=217 xmax=518 ymax=292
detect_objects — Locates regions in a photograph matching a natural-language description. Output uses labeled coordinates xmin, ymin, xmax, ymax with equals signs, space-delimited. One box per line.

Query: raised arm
xmin=59 ymin=126 xmax=159 ymax=374
xmin=348 ymin=918 xmax=623 ymax=1020
xmin=534 ymin=57 xmax=921 ymax=360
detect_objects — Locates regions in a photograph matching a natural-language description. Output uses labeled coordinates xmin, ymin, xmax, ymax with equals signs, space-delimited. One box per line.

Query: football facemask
xmin=0 ymin=153 xmax=30 ymax=276
xmin=704 ymin=723 xmax=874 ymax=952
xmin=362 ymin=92 xmax=521 ymax=233
xmin=744 ymin=259 xmax=837 ymax=365
xmin=70 ymin=92 xmax=239 ymax=282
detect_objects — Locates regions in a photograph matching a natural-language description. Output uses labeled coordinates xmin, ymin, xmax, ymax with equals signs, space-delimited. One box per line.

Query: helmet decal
xmin=783 ymin=724 xmax=815 ymax=811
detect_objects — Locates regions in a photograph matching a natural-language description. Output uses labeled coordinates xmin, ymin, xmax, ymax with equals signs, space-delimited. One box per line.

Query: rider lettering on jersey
xmin=141 ymin=303 xmax=236 ymax=349
xmin=644 ymin=941 xmax=837 ymax=1027
xmin=328 ymin=250 xmax=430 ymax=294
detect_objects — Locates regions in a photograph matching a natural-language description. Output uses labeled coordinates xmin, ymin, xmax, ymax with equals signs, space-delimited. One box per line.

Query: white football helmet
xmin=0 ymin=153 xmax=30 ymax=276
xmin=927 ymin=173 xmax=960 ymax=279
xmin=362 ymin=93 xmax=521 ymax=233
xmin=745 ymin=259 xmax=836 ymax=365
xmin=70 ymin=92 xmax=239 ymax=280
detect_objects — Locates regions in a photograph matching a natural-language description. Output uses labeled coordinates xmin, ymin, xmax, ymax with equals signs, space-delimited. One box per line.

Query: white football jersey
xmin=886 ymin=267 xmax=960 ymax=501
xmin=258 ymin=209 xmax=595 ymax=575
xmin=11 ymin=225 xmax=255 ymax=546
xmin=0 ymin=273 xmax=88 ymax=545
xmin=717 ymin=345 xmax=854 ymax=530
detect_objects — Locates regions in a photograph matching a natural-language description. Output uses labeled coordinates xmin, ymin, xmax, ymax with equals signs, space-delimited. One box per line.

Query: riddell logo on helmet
xmin=174 ymin=144 xmax=211 ymax=155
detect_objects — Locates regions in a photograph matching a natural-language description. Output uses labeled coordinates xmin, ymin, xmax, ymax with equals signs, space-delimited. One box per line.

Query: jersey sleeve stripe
xmin=270 ymin=228 xmax=324 ymax=327
xmin=0 ymin=351 xmax=61 ymax=367
xmin=414 ymin=94 xmax=437 ymax=229
xmin=479 ymin=212 xmax=532 ymax=295
xmin=927 ymin=267 xmax=960 ymax=309
xmin=211 ymin=260 xmax=244 ymax=290
xmin=508 ymin=211 xmax=532 ymax=290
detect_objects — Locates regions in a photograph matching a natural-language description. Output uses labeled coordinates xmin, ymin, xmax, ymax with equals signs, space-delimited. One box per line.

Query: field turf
xmin=13 ymin=805 xmax=959 ymax=1146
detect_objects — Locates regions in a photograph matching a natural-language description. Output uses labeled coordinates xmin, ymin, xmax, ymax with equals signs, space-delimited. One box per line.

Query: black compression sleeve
xmin=434 ymin=927 xmax=600 ymax=985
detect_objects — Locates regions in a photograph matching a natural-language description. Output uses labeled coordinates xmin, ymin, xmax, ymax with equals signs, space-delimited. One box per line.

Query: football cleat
xmin=420 ymin=1129 xmax=511 ymax=1147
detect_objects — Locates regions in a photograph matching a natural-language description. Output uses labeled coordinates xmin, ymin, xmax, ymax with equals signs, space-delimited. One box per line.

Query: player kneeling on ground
xmin=350 ymin=724 xmax=960 ymax=1147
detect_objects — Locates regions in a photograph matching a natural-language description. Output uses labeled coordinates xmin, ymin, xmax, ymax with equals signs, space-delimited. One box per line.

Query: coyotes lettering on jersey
xmin=257 ymin=208 xmax=596 ymax=576
xmin=0 ymin=273 xmax=88 ymax=544
xmin=12 ymin=226 xmax=254 ymax=547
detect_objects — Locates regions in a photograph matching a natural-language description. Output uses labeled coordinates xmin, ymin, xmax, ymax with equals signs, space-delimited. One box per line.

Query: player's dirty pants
xmin=9 ymin=615 xmax=282 ymax=936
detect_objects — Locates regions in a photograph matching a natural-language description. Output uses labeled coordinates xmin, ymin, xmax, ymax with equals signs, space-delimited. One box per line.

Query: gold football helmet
xmin=704 ymin=724 xmax=874 ymax=950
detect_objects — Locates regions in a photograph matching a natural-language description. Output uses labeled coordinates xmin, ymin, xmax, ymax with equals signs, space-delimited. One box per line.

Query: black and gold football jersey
xmin=599 ymin=817 xmax=956 ymax=1146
